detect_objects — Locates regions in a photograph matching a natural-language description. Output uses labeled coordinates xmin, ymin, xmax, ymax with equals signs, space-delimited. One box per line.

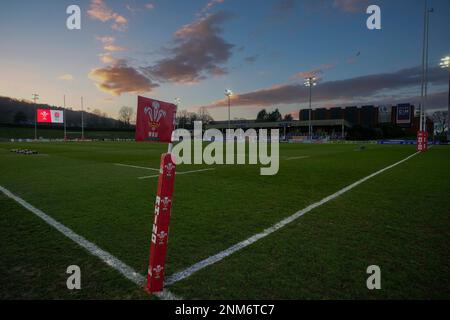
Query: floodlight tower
xmin=225 ymin=89 xmax=233 ymax=130
xmin=419 ymin=2 xmax=433 ymax=133
xmin=174 ymin=98 xmax=181 ymax=129
xmin=63 ymin=95 xmax=67 ymax=140
xmin=81 ymin=97 xmax=85 ymax=140
xmin=440 ymin=56 xmax=450 ymax=140
xmin=304 ymin=77 xmax=317 ymax=140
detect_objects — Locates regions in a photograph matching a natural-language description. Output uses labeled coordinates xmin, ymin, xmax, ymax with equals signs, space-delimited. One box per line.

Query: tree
xmin=197 ymin=107 xmax=214 ymax=124
xmin=380 ymin=124 xmax=405 ymax=139
xmin=176 ymin=110 xmax=189 ymax=129
xmin=176 ymin=110 xmax=200 ymax=130
xmin=13 ymin=111 xmax=27 ymax=124
xmin=256 ymin=109 xmax=267 ymax=122
xmin=283 ymin=114 xmax=294 ymax=121
xmin=432 ymin=111 xmax=448 ymax=137
xmin=118 ymin=106 xmax=134 ymax=125
xmin=267 ymin=109 xmax=282 ymax=122
xmin=92 ymin=109 xmax=103 ymax=117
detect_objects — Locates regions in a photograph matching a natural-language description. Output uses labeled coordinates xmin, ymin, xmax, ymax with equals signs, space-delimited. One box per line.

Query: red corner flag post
xmin=416 ymin=131 xmax=428 ymax=152
xmin=147 ymin=153 xmax=176 ymax=292
xmin=135 ymin=96 xmax=177 ymax=294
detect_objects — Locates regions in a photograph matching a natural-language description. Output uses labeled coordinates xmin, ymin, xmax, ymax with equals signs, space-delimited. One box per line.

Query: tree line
xmin=0 ymin=96 xmax=134 ymax=129
xmin=256 ymin=108 xmax=294 ymax=122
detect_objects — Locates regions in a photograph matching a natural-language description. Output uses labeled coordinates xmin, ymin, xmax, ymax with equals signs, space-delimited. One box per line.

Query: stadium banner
xmin=37 ymin=109 xmax=64 ymax=123
xmin=378 ymin=105 xmax=392 ymax=123
xmin=416 ymin=131 xmax=428 ymax=152
xmin=135 ymin=96 xmax=177 ymax=143
xmin=396 ymin=104 xmax=411 ymax=124
xmin=147 ymin=153 xmax=176 ymax=294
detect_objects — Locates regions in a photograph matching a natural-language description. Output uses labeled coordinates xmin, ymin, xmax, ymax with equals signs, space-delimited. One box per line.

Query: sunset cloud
xmin=98 ymin=53 xmax=117 ymax=64
xmin=293 ymin=64 xmax=334 ymax=79
xmin=96 ymin=36 xmax=115 ymax=44
xmin=95 ymin=35 xmax=126 ymax=52
xmin=58 ymin=74 xmax=74 ymax=81
xmin=126 ymin=2 xmax=154 ymax=13
xmin=103 ymin=44 xmax=127 ymax=52
xmin=244 ymin=55 xmax=259 ymax=64
xmin=89 ymin=60 xmax=158 ymax=96
xmin=202 ymin=66 xmax=448 ymax=109
xmin=333 ymin=0 xmax=369 ymax=13
xmin=200 ymin=0 xmax=225 ymax=16
xmin=144 ymin=11 xmax=234 ymax=83
xmin=87 ymin=0 xmax=128 ymax=31
xmin=145 ymin=3 xmax=155 ymax=10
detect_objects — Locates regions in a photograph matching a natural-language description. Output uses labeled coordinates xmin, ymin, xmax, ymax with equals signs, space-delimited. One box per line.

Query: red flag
xmin=135 ymin=96 xmax=177 ymax=143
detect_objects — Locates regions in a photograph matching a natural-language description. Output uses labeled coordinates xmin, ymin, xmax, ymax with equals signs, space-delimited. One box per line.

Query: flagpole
xmin=63 ymin=95 xmax=67 ymax=141
xmin=32 ymin=93 xmax=39 ymax=140
xmin=81 ymin=96 xmax=84 ymax=140
xmin=169 ymin=98 xmax=181 ymax=154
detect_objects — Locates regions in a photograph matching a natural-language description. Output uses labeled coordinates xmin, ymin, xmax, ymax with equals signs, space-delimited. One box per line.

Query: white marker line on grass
xmin=165 ymin=151 xmax=421 ymax=286
xmin=285 ymin=156 xmax=310 ymax=161
xmin=115 ymin=163 xmax=160 ymax=171
xmin=138 ymin=168 xmax=216 ymax=180
xmin=0 ymin=185 xmax=179 ymax=300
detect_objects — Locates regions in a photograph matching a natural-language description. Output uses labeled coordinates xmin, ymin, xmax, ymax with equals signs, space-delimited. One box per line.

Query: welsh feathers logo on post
xmin=135 ymin=96 xmax=177 ymax=143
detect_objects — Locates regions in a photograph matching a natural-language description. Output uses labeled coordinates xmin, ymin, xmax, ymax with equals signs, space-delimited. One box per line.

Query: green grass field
xmin=0 ymin=141 xmax=449 ymax=299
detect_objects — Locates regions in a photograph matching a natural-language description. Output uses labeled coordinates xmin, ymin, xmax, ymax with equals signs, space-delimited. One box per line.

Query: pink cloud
xmin=333 ymin=0 xmax=369 ymax=13
xmin=293 ymin=64 xmax=334 ymax=79
xmin=200 ymin=0 xmax=225 ymax=15
xmin=88 ymin=0 xmax=128 ymax=31
xmin=103 ymin=44 xmax=126 ymax=52
xmin=145 ymin=3 xmax=155 ymax=10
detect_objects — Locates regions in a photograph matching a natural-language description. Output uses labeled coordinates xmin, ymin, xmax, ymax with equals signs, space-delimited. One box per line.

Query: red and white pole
xmin=146 ymin=152 xmax=176 ymax=294
xmin=417 ymin=130 xmax=428 ymax=152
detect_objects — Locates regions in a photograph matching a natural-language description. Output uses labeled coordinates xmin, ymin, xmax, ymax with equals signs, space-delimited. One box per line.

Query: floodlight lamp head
xmin=225 ymin=89 xmax=233 ymax=97
xmin=440 ymin=56 xmax=450 ymax=68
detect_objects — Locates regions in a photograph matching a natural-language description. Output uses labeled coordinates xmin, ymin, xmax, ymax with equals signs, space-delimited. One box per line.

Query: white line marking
xmin=115 ymin=163 xmax=159 ymax=171
xmin=176 ymin=168 xmax=216 ymax=176
xmin=138 ymin=168 xmax=216 ymax=180
xmin=285 ymin=156 xmax=310 ymax=161
xmin=0 ymin=185 xmax=180 ymax=300
xmin=138 ymin=175 xmax=159 ymax=179
xmin=165 ymin=151 xmax=421 ymax=286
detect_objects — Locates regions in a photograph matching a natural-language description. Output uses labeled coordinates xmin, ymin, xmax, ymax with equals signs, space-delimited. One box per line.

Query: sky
xmin=0 ymin=0 xmax=449 ymax=121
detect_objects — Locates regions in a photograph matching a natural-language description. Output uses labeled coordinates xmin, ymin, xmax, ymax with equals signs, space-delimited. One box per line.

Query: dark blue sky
xmin=0 ymin=0 xmax=449 ymax=120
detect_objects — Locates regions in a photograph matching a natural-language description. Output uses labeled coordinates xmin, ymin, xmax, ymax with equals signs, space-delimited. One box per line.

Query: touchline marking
xmin=0 ymin=185 xmax=180 ymax=300
xmin=115 ymin=163 xmax=160 ymax=171
xmin=138 ymin=168 xmax=216 ymax=180
xmin=165 ymin=151 xmax=421 ymax=286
